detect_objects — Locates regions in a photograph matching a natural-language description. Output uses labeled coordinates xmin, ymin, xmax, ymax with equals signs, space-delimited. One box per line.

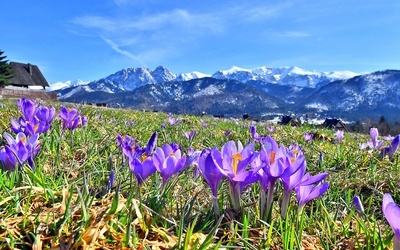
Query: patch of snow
xmin=222 ymin=66 xmax=251 ymax=75
xmin=325 ymin=70 xmax=359 ymax=79
xmin=176 ymin=71 xmax=211 ymax=81
xmin=48 ymin=79 xmax=89 ymax=91
xmin=305 ymin=103 xmax=329 ymax=111
xmin=193 ymin=85 xmax=222 ymax=97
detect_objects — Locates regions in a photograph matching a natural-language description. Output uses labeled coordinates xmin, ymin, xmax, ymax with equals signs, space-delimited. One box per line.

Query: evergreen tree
xmin=0 ymin=50 xmax=14 ymax=86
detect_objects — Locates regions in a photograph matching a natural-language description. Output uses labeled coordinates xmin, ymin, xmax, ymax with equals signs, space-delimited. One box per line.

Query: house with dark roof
xmin=279 ymin=115 xmax=300 ymax=126
xmin=322 ymin=118 xmax=349 ymax=132
xmin=0 ymin=62 xmax=56 ymax=99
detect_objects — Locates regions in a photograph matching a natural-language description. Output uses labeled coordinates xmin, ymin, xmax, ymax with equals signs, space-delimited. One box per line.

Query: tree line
xmin=0 ymin=50 xmax=13 ymax=86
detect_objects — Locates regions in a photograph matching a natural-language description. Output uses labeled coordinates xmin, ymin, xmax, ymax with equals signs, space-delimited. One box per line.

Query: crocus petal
xmin=370 ymin=128 xmax=379 ymax=141
xmin=131 ymin=157 xmax=156 ymax=185
xmin=3 ymin=132 xmax=16 ymax=145
xmin=298 ymin=172 xmax=328 ymax=186
xmin=296 ymin=182 xmax=329 ymax=206
xmin=145 ymin=132 xmax=158 ymax=156
xmin=382 ymin=194 xmax=400 ymax=241
xmin=199 ymin=150 xmax=224 ymax=197
xmin=383 ymin=193 xmax=395 ymax=212
xmin=385 ymin=203 xmax=400 ymax=241
xmin=353 ymin=195 xmax=365 ymax=213
xmin=21 ymin=99 xmax=36 ymax=121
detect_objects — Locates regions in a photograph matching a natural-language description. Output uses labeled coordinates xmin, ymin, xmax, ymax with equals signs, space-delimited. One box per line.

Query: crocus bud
xmin=353 ymin=195 xmax=364 ymax=214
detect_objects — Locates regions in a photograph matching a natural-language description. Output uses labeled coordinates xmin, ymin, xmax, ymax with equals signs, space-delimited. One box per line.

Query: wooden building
xmin=0 ymin=62 xmax=56 ymax=100
xmin=279 ymin=115 xmax=300 ymax=126
xmin=322 ymin=118 xmax=349 ymax=132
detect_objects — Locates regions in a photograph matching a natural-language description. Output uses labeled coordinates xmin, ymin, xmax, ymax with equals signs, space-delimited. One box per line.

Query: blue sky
xmin=2 ymin=0 xmax=400 ymax=82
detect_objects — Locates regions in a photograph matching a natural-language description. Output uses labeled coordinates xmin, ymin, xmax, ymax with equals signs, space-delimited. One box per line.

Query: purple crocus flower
xmin=212 ymin=140 xmax=257 ymax=212
xmin=145 ymin=132 xmax=158 ymax=156
xmin=184 ymin=130 xmax=195 ymax=140
xmin=353 ymin=195 xmax=365 ymax=214
xmin=123 ymin=132 xmax=158 ymax=185
xmin=0 ymin=132 xmax=40 ymax=171
xmin=260 ymin=136 xmax=303 ymax=219
xmin=303 ymin=133 xmax=314 ymax=143
xmin=268 ymin=125 xmax=275 ymax=133
xmin=59 ymin=106 xmax=83 ymax=131
xmin=81 ymin=116 xmax=88 ymax=127
xmin=36 ymin=105 xmax=56 ymax=125
xmin=382 ymin=193 xmax=400 ymax=249
xmin=185 ymin=147 xmax=201 ymax=171
xmin=381 ymin=135 xmax=400 ymax=161
xmin=167 ymin=116 xmax=180 ymax=125
xmin=250 ymin=125 xmax=258 ymax=140
xmin=198 ymin=148 xmax=224 ymax=216
xmin=10 ymin=117 xmax=44 ymax=136
xmin=370 ymin=128 xmax=379 ymax=146
xmin=117 ymin=135 xmax=144 ymax=162
xmin=280 ymin=156 xmax=306 ymax=218
xmin=384 ymin=135 xmax=395 ymax=141
xmin=335 ymin=130 xmax=344 ymax=144
xmin=224 ymin=130 xmax=231 ymax=137
xmin=295 ymin=178 xmax=329 ymax=215
xmin=250 ymin=125 xmax=265 ymax=143
xmin=360 ymin=128 xmax=384 ymax=150
xmin=18 ymin=98 xmax=36 ymax=122
xmin=129 ymin=156 xmax=157 ymax=185
xmin=116 ymin=134 xmax=136 ymax=148
xmin=153 ymin=143 xmax=187 ymax=192
xmin=11 ymin=99 xmax=55 ymax=136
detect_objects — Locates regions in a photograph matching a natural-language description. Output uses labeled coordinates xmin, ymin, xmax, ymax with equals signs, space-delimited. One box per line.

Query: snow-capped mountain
xmin=51 ymin=65 xmax=358 ymax=94
xmin=51 ymin=65 xmax=400 ymax=122
xmin=212 ymin=66 xmax=358 ymax=88
xmin=175 ymin=71 xmax=211 ymax=82
xmin=300 ymin=70 xmax=400 ymax=121
xmin=48 ymin=79 xmax=89 ymax=91
xmin=60 ymin=77 xmax=286 ymax=117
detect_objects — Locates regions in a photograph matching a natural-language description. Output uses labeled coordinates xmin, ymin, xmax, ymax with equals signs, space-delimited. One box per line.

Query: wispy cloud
xmin=100 ymin=35 xmax=144 ymax=65
xmin=70 ymin=8 xmax=225 ymax=64
xmin=72 ymin=16 xmax=117 ymax=32
xmin=233 ymin=4 xmax=289 ymax=23
xmin=69 ymin=2 xmax=292 ymax=65
xmin=275 ymin=31 xmax=311 ymax=38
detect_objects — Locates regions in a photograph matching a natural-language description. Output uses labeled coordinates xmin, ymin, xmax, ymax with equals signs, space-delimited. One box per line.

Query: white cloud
xmin=69 ymin=2 xmax=293 ymax=65
xmin=100 ymin=35 xmax=143 ymax=64
xmin=275 ymin=31 xmax=311 ymax=38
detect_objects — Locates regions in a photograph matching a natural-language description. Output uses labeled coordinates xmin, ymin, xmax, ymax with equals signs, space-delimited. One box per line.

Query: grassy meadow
xmin=0 ymin=98 xmax=399 ymax=250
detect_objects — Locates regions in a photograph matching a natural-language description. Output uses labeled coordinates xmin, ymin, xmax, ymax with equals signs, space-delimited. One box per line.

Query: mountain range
xmin=50 ymin=66 xmax=400 ymax=122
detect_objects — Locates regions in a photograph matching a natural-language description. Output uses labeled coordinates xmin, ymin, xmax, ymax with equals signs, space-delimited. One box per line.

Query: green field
xmin=0 ymin=98 xmax=399 ymax=250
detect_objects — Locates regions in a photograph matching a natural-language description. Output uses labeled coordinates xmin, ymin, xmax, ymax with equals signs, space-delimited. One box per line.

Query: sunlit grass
xmin=0 ymin=97 xmax=398 ymax=249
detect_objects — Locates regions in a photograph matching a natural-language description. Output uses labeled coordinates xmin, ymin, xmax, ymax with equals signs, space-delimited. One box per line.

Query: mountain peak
xmin=221 ymin=66 xmax=251 ymax=74
xmin=52 ymin=65 xmax=360 ymax=92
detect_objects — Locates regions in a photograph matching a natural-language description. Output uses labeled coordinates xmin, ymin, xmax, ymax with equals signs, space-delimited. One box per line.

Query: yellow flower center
xmin=34 ymin=124 xmax=39 ymax=132
xmin=269 ymin=152 xmax=276 ymax=164
xmin=232 ymin=152 xmax=243 ymax=175
xmin=141 ymin=155 xmax=148 ymax=161
xmin=169 ymin=152 xmax=175 ymax=157
xmin=20 ymin=136 xmax=27 ymax=145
